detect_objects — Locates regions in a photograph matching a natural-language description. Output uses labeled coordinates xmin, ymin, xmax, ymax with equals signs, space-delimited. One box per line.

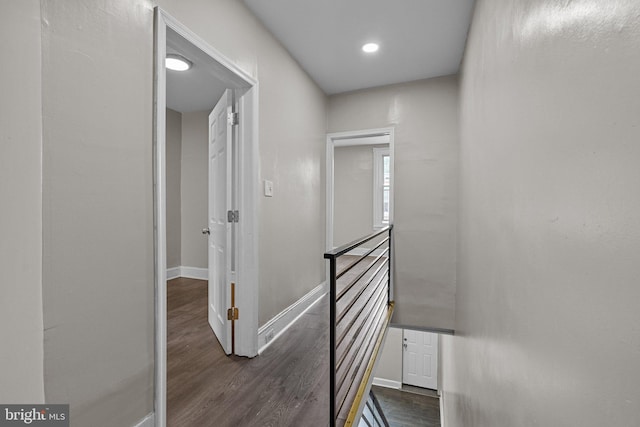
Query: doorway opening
xmin=326 ymin=128 xmax=395 ymax=302
xmin=326 ymin=128 xmax=395 ymax=248
xmin=154 ymin=8 xmax=259 ymax=427
xmin=371 ymin=327 xmax=442 ymax=426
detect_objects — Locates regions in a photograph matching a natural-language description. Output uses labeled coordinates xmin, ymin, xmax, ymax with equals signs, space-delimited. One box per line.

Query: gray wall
xmin=444 ymin=0 xmax=640 ymax=426
xmin=374 ymin=327 xmax=403 ymax=385
xmin=164 ymin=109 xmax=210 ymax=271
xmin=41 ymin=1 xmax=154 ymax=425
xmin=166 ymin=108 xmax=182 ymax=269
xmin=180 ymin=111 xmax=209 ymax=269
xmin=156 ymin=0 xmax=327 ymax=327
xmin=0 ymin=0 xmax=45 ymax=403
xmin=34 ymin=0 xmax=327 ymax=424
xmin=328 ymin=77 xmax=459 ymax=331
xmin=334 ymin=145 xmax=377 ymax=247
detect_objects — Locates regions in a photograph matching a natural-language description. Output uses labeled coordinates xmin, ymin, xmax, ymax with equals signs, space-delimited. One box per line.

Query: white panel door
xmin=403 ymin=329 xmax=438 ymax=390
xmin=208 ymin=89 xmax=233 ymax=355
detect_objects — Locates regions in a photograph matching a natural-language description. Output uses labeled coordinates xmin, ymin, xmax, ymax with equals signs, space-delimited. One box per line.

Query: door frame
xmin=325 ymin=129 xmax=395 ymax=297
xmin=325 ymin=128 xmax=395 ymax=251
xmin=153 ymin=8 xmax=260 ymax=427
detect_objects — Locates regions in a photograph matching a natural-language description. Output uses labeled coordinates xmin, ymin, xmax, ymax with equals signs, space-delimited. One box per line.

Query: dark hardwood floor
xmin=167 ymin=277 xmax=330 ymax=427
xmin=372 ymin=385 xmax=440 ymax=427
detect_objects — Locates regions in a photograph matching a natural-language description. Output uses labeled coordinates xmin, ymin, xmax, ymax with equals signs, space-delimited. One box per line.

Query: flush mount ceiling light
xmin=362 ymin=43 xmax=379 ymax=53
xmin=165 ymin=54 xmax=192 ymax=71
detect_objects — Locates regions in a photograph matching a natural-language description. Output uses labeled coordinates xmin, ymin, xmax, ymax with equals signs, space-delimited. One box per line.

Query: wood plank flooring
xmin=371 ymin=385 xmax=441 ymax=427
xmin=167 ymin=277 xmax=330 ymax=427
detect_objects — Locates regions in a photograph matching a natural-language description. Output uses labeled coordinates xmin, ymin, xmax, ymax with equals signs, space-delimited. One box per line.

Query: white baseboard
xmin=132 ymin=413 xmax=154 ymax=427
xmin=166 ymin=266 xmax=208 ymax=281
xmin=258 ymin=281 xmax=328 ymax=354
xmin=372 ymin=377 xmax=402 ymax=389
xmin=180 ymin=266 xmax=208 ymax=280
xmin=166 ymin=266 xmax=180 ymax=280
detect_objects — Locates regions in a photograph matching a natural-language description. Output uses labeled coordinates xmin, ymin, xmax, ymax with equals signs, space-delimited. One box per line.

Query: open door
xmin=207 ymin=89 xmax=234 ymax=354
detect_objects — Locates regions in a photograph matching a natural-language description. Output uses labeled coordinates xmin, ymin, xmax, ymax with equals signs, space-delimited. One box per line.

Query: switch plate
xmin=264 ymin=180 xmax=274 ymax=197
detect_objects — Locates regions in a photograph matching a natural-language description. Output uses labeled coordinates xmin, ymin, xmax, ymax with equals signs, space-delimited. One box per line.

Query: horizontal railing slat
xmin=336 ymin=284 xmax=388 ymax=374
xmin=336 ymin=294 xmax=388 ymax=408
xmin=336 ymin=258 xmax=388 ymax=323
xmin=336 ymin=256 xmax=384 ymax=302
xmin=337 ymin=305 xmax=388 ymax=420
xmin=324 ymin=226 xmax=392 ymax=259
xmin=336 ymin=270 xmax=389 ymax=348
xmin=336 ymin=237 xmax=389 ymax=280
xmin=337 ymin=248 xmax=389 ymax=302
xmin=326 ymin=225 xmax=393 ymax=427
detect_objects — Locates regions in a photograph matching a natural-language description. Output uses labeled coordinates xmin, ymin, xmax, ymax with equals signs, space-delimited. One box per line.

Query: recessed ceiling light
xmin=165 ymin=54 xmax=192 ymax=71
xmin=362 ymin=43 xmax=379 ymax=53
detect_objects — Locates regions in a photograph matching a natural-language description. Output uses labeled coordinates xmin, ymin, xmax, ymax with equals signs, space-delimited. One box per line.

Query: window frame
xmin=373 ymin=146 xmax=391 ymax=229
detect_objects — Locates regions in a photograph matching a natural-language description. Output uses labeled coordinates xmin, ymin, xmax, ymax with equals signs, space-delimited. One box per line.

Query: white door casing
xmin=208 ymin=89 xmax=234 ymax=355
xmin=155 ymin=8 xmax=260 ymax=427
xmin=403 ymin=329 xmax=438 ymax=390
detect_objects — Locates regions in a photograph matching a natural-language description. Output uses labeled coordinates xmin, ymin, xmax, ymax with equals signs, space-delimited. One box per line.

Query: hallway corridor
xmin=167 ymin=278 xmax=330 ymax=426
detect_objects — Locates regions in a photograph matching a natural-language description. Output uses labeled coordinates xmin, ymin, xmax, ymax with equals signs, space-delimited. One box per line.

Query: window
xmin=373 ymin=147 xmax=391 ymax=228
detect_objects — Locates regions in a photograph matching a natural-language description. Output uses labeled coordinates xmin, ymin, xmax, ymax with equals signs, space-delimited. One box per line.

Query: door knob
xmin=202 ymin=228 xmax=210 ymax=235
xmin=403 ymin=343 xmax=407 ymax=349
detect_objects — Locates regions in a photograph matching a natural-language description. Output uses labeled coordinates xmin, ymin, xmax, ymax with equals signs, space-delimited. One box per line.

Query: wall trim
xmin=180 ymin=266 xmax=208 ymax=280
xmin=166 ymin=267 xmax=180 ymax=280
xmin=390 ymin=323 xmax=455 ymax=336
xmin=372 ymin=377 xmax=402 ymax=389
xmin=372 ymin=146 xmax=390 ymax=228
xmin=165 ymin=266 xmax=208 ymax=281
xmin=258 ymin=282 xmax=328 ymax=354
xmin=132 ymin=413 xmax=154 ymax=427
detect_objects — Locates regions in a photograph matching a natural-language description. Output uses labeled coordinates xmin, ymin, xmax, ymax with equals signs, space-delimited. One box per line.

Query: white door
xmin=207 ymin=89 xmax=234 ymax=355
xmin=403 ymin=329 xmax=438 ymax=390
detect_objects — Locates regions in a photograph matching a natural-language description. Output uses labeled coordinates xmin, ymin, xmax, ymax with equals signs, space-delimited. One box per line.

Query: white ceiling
xmin=243 ymin=0 xmax=475 ymax=94
xmin=166 ymin=28 xmax=227 ymax=113
xmin=166 ymin=1 xmax=476 ymax=112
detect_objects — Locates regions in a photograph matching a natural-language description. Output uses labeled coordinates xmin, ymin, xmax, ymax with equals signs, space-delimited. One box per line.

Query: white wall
xmin=166 ymin=108 xmax=182 ymax=269
xmin=0 ymin=0 xmax=44 ymax=403
xmin=334 ymin=145 xmax=378 ymax=247
xmin=180 ymin=111 xmax=209 ymax=270
xmin=445 ymin=0 xmax=640 ymax=426
xmin=328 ymin=77 xmax=459 ymax=331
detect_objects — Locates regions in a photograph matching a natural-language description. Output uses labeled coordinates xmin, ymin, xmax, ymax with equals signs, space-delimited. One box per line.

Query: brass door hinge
xmin=229 ymin=282 xmax=238 ymax=355
xmin=227 ymin=306 xmax=239 ymax=320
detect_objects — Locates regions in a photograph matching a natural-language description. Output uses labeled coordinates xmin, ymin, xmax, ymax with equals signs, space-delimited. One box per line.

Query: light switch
xmin=264 ymin=180 xmax=274 ymax=197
